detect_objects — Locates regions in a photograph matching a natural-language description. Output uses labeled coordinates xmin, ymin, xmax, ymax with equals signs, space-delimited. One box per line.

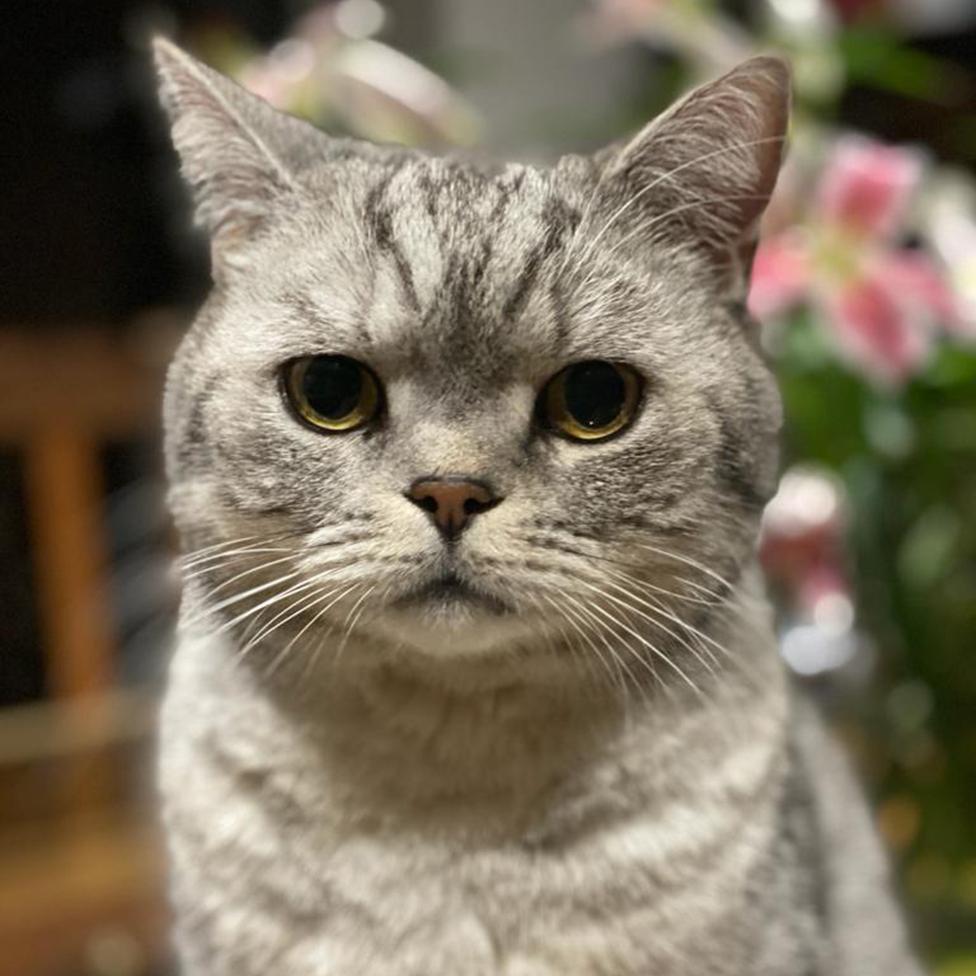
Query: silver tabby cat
xmin=154 ymin=38 xmax=923 ymax=976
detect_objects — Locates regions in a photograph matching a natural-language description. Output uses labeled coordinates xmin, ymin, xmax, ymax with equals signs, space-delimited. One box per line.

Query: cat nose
xmin=406 ymin=477 xmax=501 ymax=540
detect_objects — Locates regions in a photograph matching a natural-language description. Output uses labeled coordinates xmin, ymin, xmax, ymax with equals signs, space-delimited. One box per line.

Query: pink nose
xmin=406 ymin=477 xmax=500 ymax=540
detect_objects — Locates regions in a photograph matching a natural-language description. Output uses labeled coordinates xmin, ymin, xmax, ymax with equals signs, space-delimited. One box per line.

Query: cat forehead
xmin=353 ymin=153 xmax=575 ymax=220
xmin=347 ymin=155 xmax=582 ymax=281
xmin=218 ymin=151 xmax=673 ymax=383
xmin=257 ymin=155 xmax=619 ymax=368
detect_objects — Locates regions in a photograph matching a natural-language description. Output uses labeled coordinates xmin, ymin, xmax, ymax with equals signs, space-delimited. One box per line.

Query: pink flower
xmin=760 ymin=466 xmax=850 ymax=607
xmin=881 ymin=251 xmax=961 ymax=327
xmin=748 ymin=135 xmax=961 ymax=386
xmin=761 ymin=466 xmax=860 ymax=676
xmin=825 ymin=263 xmax=931 ymax=384
xmin=748 ymin=232 xmax=810 ymax=321
xmin=818 ymin=138 xmax=922 ymax=240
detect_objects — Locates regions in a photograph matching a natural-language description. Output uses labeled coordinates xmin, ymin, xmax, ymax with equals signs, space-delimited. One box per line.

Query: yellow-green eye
xmin=282 ymin=355 xmax=381 ymax=432
xmin=541 ymin=360 xmax=641 ymax=441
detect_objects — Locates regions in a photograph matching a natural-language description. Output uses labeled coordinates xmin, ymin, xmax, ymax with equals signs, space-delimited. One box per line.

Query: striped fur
xmin=154 ymin=39 xmax=923 ymax=975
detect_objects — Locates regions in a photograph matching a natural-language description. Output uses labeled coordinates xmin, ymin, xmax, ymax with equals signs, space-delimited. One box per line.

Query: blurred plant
xmin=187 ymin=0 xmax=479 ymax=148
xmin=923 ymin=171 xmax=976 ymax=326
xmin=751 ymin=135 xmax=971 ymax=384
xmin=760 ymin=466 xmax=860 ymax=678
xmin=581 ymin=0 xmax=754 ymax=74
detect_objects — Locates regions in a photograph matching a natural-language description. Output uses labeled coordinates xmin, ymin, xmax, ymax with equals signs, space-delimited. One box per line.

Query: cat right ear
xmin=152 ymin=37 xmax=316 ymax=269
xmin=590 ymin=56 xmax=791 ymax=285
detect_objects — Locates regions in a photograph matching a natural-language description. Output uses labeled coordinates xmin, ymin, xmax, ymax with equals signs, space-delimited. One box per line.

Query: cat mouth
xmin=394 ymin=571 xmax=513 ymax=615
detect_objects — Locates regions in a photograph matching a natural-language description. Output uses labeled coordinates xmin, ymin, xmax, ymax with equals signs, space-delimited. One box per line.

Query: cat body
xmin=162 ymin=583 xmax=916 ymax=975
xmin=154 ymin=40 xmax=923 ymax=975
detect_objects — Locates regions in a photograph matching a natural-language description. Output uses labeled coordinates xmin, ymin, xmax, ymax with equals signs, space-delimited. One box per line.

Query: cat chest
xmin=169 ymin=779 xmax=771 ymax=976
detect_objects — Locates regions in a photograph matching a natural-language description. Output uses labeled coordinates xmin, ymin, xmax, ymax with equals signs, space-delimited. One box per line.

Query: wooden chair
xmin=0 ymin=321 xmax=181 ymax=976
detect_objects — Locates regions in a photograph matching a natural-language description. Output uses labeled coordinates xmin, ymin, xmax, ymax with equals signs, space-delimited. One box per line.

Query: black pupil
xmin=564 ymin=361 xmax=626 ymax=429
xmin=302 ymin=357 xmax=363 ymax=419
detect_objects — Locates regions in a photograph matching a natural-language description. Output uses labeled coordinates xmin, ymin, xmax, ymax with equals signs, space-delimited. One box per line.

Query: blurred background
xmin=1 ymin=0 xmax=974 ymax=973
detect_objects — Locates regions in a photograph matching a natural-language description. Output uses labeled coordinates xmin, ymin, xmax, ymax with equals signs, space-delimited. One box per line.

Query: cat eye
xmin=539 ymin=360 xmax=641 ymax=442
xmin=282 ymin=355 xmax=381 ymax=432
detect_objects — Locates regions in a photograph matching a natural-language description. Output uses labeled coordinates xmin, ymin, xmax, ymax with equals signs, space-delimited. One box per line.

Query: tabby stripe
xmin=363 ymin=162 xmax=420 ymax=312
xmin=503 ymin=200 xmax=570 ymax=321
xmin=705 ymin=393 xmax=765 ymax=510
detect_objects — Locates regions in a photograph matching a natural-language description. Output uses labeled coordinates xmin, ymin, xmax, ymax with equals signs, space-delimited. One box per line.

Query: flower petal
xmin=882 ymin=251 xmax=961 ymax=328
xmin=822 ymin=267 xmax=932 ymax=385
xmin=817 ymin=136 xmax=923 ymax=241
xmin=748 ymin=234 xmax=811 ymax=320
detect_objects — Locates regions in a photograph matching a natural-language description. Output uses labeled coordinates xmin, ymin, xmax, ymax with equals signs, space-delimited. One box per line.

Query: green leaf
xmin=839 ymin=28 xmax=957 ymax=103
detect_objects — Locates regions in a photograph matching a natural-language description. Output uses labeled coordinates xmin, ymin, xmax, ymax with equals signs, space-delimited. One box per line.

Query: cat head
xmin=155 ymin=39 xmax=789 ymax=680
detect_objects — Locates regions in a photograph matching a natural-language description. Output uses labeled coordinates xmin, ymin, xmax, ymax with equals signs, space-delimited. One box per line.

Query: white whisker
xmin=596 ymin=570 xmax=723 ymax=674
xmin=569 ymin=595 xmax=668 ymax=707
xmin=562 ymin=135 xmax=785 ymax=284
xmin=542 ymin=592 xmax=631 ymax=705
xmin=182 ymin=553 xmax=297 ymax=593
xmin=334 ymin=585 xmax=377 ymax=662
xmin=199 ymin=564 xmax=350 ymax=637
xmin=237 ymin=581 xmax=349 ymax=662
xmin=633 ymin=542 xmax=739 ymax=595
xmin=180 ymin=536 xmax=294 ymax=570
xmin=573 ymin=578 xmax=703 ymax=699
xmin=264 ymin=583 xmax=360 ymax=679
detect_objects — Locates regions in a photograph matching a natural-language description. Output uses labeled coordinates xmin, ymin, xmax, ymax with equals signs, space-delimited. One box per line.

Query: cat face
xmin=156 ymin=41 xmax=789 ymax=669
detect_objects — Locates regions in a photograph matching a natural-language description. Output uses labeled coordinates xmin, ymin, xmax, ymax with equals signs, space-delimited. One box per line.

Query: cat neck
xmin=276 ymin=641 xmax=630 ymax=825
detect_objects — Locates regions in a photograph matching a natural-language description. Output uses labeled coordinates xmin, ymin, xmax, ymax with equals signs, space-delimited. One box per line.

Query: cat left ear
xmin=597 ymin=56 xmax=791 ymax=281
xmin=152 ymin=37 xmax=319 ymax=268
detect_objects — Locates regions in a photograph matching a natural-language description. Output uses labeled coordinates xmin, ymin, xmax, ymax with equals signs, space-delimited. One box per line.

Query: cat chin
xmin=368 ymin=603 xmax=540 ymax=658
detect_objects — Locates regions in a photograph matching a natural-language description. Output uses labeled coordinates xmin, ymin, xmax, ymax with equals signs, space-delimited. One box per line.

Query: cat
xmin=153 ymin=37 xmax=924 ymax=976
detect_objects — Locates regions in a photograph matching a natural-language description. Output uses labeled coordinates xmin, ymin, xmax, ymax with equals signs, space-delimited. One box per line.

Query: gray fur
xmin=154 ymin=38 xmax=923 ymax=975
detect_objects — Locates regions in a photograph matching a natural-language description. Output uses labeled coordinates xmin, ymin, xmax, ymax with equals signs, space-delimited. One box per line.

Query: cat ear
xmin=152 ymin=37 xmax=321 ymax=264
xmin=597 ymin=56 xmax=791 ymax=276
